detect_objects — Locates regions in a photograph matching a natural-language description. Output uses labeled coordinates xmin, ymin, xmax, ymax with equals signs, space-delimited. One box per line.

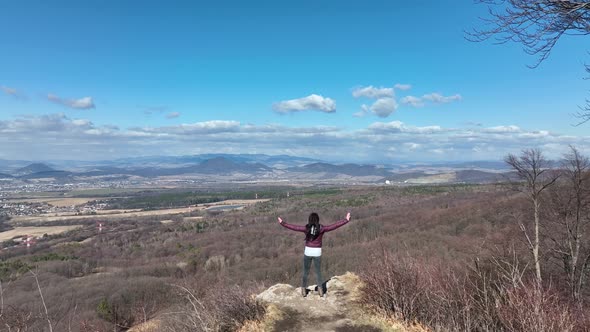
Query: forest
xmin=0 ymin=148 xmax=588 ymax=331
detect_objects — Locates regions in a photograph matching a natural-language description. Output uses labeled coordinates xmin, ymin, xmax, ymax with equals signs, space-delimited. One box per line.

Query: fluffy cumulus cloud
xmin=352 ymin=86 xmax=395 ymax=99
xmin=422 ymin=93 xmax=462 ymax=104
xmin=400 ymin=96 xmax=424 ymax=107
xmin=352 ymin=84 xmax=461 ymax=118
xmin=1 ymin=113 xmax=589 ymax=162
xmin=273 ymin=94 xmax=336 ymax=113
xmin=401 ymin=93 xmax=462 ymax=107
xmin=361 ymin=97 xmax=398 ymax=118
xmin=352 ymin=85 xmax=401 ymax=118
xmin=47 ymin=94 xmax=95 ymax=110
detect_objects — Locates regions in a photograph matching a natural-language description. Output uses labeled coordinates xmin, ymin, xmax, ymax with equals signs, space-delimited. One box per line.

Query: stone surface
xmin=254 ymin=272 xmax=397 ymax=332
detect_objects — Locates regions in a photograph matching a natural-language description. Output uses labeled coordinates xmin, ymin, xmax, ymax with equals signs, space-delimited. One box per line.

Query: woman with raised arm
xmin=278 ymin=212 xmax=351 ymax=298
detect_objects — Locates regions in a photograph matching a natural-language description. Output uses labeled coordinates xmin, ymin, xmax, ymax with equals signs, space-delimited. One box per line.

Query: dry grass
xmin=0 ymin=225 xmax=82 ymax=241
xmin=237 ymin=319 xmax=266 ymax=332
xmin=128 ymin=319 xmax=162 ymax=332
xmin=243 ymin=304 xmax=285 ymax=332
xmin=353 ymin=312 xmax=428 ymax=332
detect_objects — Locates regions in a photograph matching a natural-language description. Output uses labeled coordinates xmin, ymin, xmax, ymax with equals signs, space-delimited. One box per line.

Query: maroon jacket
xmin=281 ymin=219 xmax=349 ymax=248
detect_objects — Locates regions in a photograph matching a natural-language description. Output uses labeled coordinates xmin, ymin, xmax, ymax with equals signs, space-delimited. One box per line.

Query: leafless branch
xmin=469 ymin=1 xmax=590 ymax=123
xmin=469 ymin=0 xmax=590 ymax=67
xmin=30 ymin=270 xmax=53 ymax=332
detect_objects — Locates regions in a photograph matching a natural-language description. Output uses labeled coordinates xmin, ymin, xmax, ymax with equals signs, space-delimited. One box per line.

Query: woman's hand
xmin=346 ymin=212 xmax=351 ymax=221
xmin=278 ymin=217 xmax=283 ymax=224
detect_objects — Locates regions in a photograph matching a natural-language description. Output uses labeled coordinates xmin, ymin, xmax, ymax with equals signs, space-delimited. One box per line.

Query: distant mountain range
xmin=14 ymin=163 xmax=57 ymax=176
xmin=0 ymin=154 xmax=514 ymax=184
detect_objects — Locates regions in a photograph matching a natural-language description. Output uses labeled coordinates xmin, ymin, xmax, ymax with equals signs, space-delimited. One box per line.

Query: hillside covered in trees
xmin=0 ymin=147 xmax=589 ymax=331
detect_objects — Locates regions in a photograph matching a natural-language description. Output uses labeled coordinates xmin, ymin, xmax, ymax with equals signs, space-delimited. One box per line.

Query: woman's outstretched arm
xmin=278 ymin=216 xmax=306 ymax=232
xmin=322 ymin=212 xmax=351 ymax=232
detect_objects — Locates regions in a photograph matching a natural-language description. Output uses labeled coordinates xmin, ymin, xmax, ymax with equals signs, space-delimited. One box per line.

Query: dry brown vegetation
xmin=0 ymin=184 xmax=515 ymax=331
xmin=360 ymin=147 xmax=590 ymax=332
xmin=0 ymin=151 xmax=588 ymax=331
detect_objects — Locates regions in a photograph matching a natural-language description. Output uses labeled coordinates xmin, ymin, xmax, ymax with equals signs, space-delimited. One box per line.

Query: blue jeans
xmin=302 ymin=255 xmax=322 ymax=289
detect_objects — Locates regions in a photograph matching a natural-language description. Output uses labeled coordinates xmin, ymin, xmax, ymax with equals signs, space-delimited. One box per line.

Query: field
xmin=5 ymin=197 xmax=103 ymax=207
xmin=9 ymin=199 xmax=270 ymax=224
xmin=67 ymin=188 xmax=157 ymax=196
xmin=0 ymin=225 xmax=82 ymax=241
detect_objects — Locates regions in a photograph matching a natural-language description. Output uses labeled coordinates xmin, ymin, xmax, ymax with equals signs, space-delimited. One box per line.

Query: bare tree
xmin=30 ymin=270 xmax=53 ymax=332
xmin=505 ymin=148 xmax=558 ymax=286
xmin=546 ymin=146 xmax=590 ymax=302
xmin=469 ymin=0 xmax=590 ymax=123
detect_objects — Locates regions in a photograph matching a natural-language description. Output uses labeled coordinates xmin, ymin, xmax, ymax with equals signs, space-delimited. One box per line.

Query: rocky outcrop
xmin=252 ymin=272 xmax=411 ymax=332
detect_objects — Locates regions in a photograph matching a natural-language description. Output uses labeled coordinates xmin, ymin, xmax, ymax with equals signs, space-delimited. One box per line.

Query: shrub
xmin=0 ymin=259 xmax=31 ymax=281
xmin=96 ymin=277 xmax=173 ymax=329
xmin=360 ymin=253 xmax=587 ymax=332
xmin=166 ymin=284 xmax=266 ymax=332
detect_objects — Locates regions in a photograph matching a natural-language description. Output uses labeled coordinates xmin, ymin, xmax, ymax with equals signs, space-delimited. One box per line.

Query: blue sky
xmin=1 ymin=1 xmax=589 ymax=162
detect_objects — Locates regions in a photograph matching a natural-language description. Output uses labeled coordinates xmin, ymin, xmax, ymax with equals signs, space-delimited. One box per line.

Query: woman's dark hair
xmin=306 ymin=213 xmax=321 ymax=241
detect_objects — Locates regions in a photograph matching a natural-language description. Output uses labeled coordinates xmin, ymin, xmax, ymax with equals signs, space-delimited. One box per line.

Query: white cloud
xmin=368 ymin=120 xmax=405 ymax=133
xmin=166 ymin=112 xmax=181 ymax=119
xmin=368 ymin=121 xmax=443 ymax=134
xmin=352 ymin=86 xmax=394 ymax=99
xmin=0 ymin=113 xmax=588 ymax=162
xmin=72 ymin=119 xmax=92 ymax=126
xmin=422 ymin=93 xmax=462 ymax=104
xmin=364 ymin=97 xmax=398 ymax=118
xmin=352 ymin=84 xmax=462 ymax=117
xmin=400 ymin=96 xmax=424 ymax=107
xmin=519 ymin=130 xmax=550 ymax=138
xmin=131 ymin=120 xmax=241 ymax=135
xmin=47 ymin=94 xmax=95 ymax=110
xmin=404 ymin=142 xmax=422 ymax=151
xmin=484 ymin=125 xmax=521 ymax=133
xmin=394 ymin=83 xmax=412 ymax=91
xmin=273 ymin=94 xmax=336 ymax=113
xmin=401 ymin=93 xmax=462 ymax=108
